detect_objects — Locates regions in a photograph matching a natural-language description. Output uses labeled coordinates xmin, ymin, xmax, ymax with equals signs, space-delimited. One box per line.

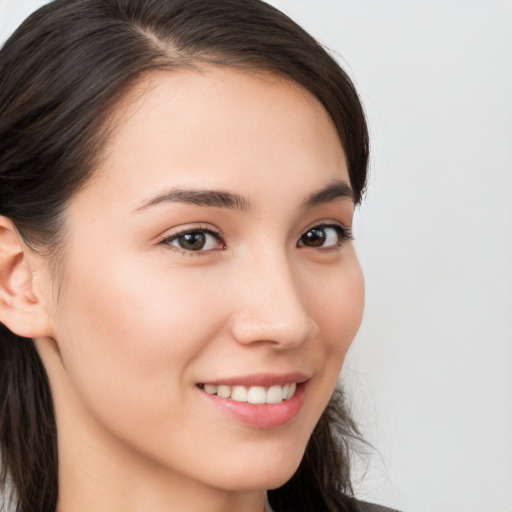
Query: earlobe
xmin=0 ymin=216 xmax=54 ymax=339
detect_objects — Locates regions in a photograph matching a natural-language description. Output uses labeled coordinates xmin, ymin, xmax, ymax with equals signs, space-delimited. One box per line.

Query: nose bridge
xmin=230 ymin=245 xmax=317 ymax=347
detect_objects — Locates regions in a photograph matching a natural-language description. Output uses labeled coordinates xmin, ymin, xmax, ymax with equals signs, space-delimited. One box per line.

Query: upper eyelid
xmin=301 ymin=220 xmax=352 ymax=235
xmin=159 ymin=224 xmax=223 ymax=241
xmin=298 ymin=223 xmax=352 ymax=241
xmin=159 ymin=226 xmax=226 ymax=255
xmin=298 ymin=223 xmax=354 ymax=249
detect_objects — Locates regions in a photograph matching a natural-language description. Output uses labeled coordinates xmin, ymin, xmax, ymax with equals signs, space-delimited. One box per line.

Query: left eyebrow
xmin=303 ymin=180 xmax=354 ymax=207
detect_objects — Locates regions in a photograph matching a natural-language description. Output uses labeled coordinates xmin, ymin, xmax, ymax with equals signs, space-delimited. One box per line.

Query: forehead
xmin=83 ymin=67 xmax=349 ymax=212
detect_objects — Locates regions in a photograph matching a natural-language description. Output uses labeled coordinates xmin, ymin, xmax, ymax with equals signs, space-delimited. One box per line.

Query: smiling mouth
xmin=197 ymin=382 xmax=298 ymax=404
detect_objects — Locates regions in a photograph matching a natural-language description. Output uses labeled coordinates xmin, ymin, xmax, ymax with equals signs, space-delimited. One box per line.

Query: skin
xmin=1 ymin=68 xmax=364 ymax=512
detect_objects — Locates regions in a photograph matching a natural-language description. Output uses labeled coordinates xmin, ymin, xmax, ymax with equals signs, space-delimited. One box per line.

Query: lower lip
xmin=199 ymin=382 xmax=307 ymax=429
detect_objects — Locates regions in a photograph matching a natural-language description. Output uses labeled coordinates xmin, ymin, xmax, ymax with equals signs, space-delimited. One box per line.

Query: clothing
xmin=264 ymin=494 xmax=400 ymax=512
xmin=357 ymin=501 xmax=401 ymax=512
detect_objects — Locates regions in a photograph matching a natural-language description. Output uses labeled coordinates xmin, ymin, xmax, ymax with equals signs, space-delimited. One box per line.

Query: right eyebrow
xmin=132 ymin=187 xmax=250 ymax=213
xmin=303 ymin=180 xmax=354 ymax=207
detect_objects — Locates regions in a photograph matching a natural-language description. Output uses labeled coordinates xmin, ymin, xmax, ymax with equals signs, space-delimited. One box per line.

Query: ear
xmin=0 ymin=216 xmax=54 ymax=339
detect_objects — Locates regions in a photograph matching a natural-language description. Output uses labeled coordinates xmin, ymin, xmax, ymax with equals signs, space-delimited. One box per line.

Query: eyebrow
xmin=133 ymin=179 xmax=353 ymax=213
xmin=134 ymin=187 xmax=250 ymax=212
xmin=303 ymin=180 xmax=354 ymax=207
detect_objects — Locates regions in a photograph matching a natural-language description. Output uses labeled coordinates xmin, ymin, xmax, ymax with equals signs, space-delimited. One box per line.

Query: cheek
xmin=298 ymin=253 xmax=364 ymax=420
xmin=51 ymin=252 xmax=227 ymax=425
xmin=307 ymin=253 xmax=365 ymax=358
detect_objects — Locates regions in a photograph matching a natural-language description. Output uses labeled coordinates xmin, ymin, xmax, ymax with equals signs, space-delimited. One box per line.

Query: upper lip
xmin=198 ymin=372 xmax=310 ymax=387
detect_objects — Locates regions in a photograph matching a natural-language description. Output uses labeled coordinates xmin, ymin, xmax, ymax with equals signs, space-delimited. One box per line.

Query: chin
xmin=208 ymin=444 xmax=306 ymax=492
xmin=217 ymin=468 xmax=300 ymax=493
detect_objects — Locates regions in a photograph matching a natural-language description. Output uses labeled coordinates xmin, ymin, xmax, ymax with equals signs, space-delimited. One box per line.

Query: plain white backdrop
xmin=1 ymin=1 xmax=511 ymax=511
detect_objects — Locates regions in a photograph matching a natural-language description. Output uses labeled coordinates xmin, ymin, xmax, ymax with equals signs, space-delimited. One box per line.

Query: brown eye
xmin=299 ymin=228 xmax=326 ymax=247
xmin=176 ymin=232 xmax=207 ymax=250
xmin=163 ymin=229 xmax=224 ymax=252
xmin=297 ymin=225 xmax=347 ymax=248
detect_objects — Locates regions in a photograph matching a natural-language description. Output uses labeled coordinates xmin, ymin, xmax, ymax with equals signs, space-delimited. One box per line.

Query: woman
xmin=0 ymin=1 xmax=396 ymax=511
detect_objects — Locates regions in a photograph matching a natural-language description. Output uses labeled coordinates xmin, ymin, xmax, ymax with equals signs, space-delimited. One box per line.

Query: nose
xmin=228 ymin=249 xmax=318 ymax=349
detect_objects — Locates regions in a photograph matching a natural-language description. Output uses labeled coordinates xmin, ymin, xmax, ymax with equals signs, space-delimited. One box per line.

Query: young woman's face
xmin=41 ymin=68 xmax=364 ymax=494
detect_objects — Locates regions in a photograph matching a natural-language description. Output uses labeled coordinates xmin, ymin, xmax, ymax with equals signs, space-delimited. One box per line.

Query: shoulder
xmin=355 ymin=500 xmax=402 ymax=512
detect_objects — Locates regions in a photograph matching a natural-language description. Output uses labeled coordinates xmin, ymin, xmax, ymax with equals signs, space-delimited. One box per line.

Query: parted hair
xmin=0 ymin=1 xmax=369 ymax=511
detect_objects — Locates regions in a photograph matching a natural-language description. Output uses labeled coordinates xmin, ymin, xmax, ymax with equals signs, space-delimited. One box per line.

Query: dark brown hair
xmin=0 ymin=1 xmax=369 ymax=511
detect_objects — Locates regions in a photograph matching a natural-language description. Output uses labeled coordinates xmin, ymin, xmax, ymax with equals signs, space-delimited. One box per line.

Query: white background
xmin=1 ymin=1 xmax=511 ymax=511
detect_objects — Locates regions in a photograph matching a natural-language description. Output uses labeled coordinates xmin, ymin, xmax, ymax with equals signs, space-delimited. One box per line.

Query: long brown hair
xmin=0 ymin=1 xmax=369 ymax=511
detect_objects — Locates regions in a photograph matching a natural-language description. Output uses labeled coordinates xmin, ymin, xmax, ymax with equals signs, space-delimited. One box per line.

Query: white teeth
xmin=247 ymin=386 xmax=266 ymax=404
xmin=266 ymin=385 xmax=283 ymax=404
xmin=204 ymin=384 xmax=217 ymax=395
xmin=217 ymin=385 xmax=231 ymax=399
xmin=285 ymin=382 xmax=296 ymax=400
xmin=201 ymin=383 xmax=298 ymax=403
xmin=231 ymin=386 xmax=248 ymax=402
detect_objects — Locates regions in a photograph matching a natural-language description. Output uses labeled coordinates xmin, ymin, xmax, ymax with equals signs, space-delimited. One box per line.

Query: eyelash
xmin=160 ymin=226 xmax=225 ymax=255
xmin=298 ymin=223 xmax=353 ymax=250
xmin=160 ymin=222 xmax=353 ymax=255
